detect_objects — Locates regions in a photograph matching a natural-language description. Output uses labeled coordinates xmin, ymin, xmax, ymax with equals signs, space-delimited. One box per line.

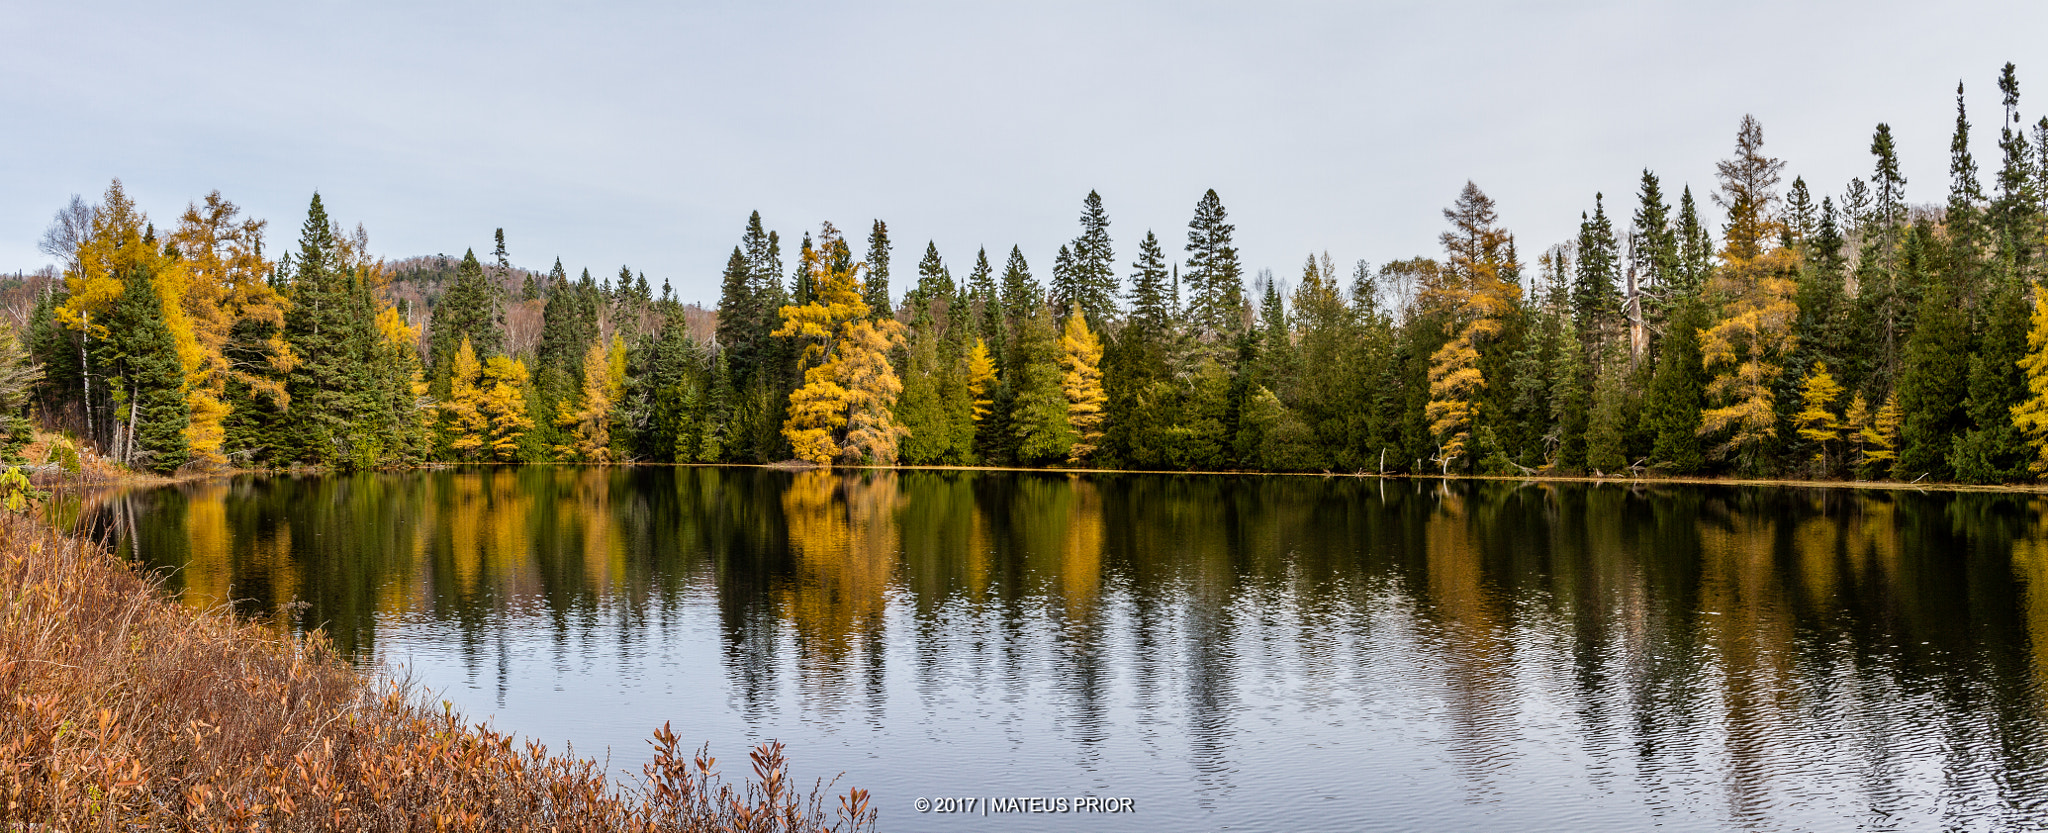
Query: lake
xmin=73 ymin=467 xmax=2048 ymax=831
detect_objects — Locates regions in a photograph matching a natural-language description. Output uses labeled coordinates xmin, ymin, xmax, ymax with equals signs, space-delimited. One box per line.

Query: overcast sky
xmin=5 ymin=1 xmax=2046 ymax=303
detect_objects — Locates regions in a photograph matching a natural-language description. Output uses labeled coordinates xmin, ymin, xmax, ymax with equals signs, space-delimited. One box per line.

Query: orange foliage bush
xmin=0 ymin=515 xmax=874 ymax=831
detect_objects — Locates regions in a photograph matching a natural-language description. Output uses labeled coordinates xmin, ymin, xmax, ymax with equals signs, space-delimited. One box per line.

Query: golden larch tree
xmin=170 ymin=191 xmax=290 ymax=468
xmin=1698 ymin=115 xmax=1800 ymax=471
xmin=442 ymin=336 xmax=488 ymax=459
xmin=1793 ymin=362 xmax=1844 ymax=470
xmin=557 ymin=340 xmax=615 ymax=462
xmin=773 ymin=223 xmax=909 ymax=465
xmin=2011 ymin=287 xmax=2048 ymax=476
xmin=1060 ymin=306 xmax=1107 ymax=464
xmin=1423 ymin=182 xmax=1519 ymax=471
xmin=478 ymin=356 xmax=534 ymax=462
xmin=967 ymin=337 xmax=999 ymax=423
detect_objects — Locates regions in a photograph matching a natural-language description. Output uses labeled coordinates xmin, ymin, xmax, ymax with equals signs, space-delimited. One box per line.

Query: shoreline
xmin=69 ymin=458 xmax=2043 ymax=497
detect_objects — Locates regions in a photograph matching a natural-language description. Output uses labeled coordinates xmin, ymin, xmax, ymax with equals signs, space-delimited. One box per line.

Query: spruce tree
xmin=1645 ymin=301 xmax=1707 ymax=473
xmin=101 ymin=265 xmax=189 ymax=473
xmin=1009 ymin=303 xmax=1075 ymax=464
xmin=427 ymin=249 xmax=505 ymax=397
xmin=863 ymin=219 xmax=892 ymax=318
xmin=1871 ymin=123 xmax=1908 ymax=237
xmin=281 ymin=193 xmax=379 ymax=468
xmin=1129 ymin=230 xmax=1174 ymax=337
xmin=1183 ymin=189 xmax=1244 ymax=339
xmin=1631 ymin=170 xmax=1678 ymax=303
xmin=1572 ymin=194 xmax=1620 ymax=340
xmin=999 ymin=246 xmax=1038 ymax=335
xmin=1049 ymin=244 xmax=1080 ymax=318
xmin=911 ymin=241 xmax=952 ymax=314
xmin=1674 ymin=186 xmax=1714 ymax=299
xmin=715 ymin=246 xmax=758 ymax=369
xmin=1992 ymin=63 xmax=2040 ymax=266
xmin=1070 ymin=190 xmax=1118 ymax=322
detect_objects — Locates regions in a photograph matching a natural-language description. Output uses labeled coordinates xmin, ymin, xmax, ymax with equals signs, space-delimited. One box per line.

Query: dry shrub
xmin=0 ymin=515 xmax=875 ymax=832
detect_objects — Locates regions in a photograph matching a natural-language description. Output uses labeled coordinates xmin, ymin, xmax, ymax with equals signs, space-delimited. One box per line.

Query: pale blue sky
xmin=5 ymin=0 xmax=2044 ymax=302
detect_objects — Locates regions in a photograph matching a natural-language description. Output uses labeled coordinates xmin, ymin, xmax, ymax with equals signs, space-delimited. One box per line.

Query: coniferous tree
xmin=1674 ymin=186 xmax=1715 ymax=299
xmin=1069 ymin=190 xmax=1118 ymax=322
xmin=1009 ymin=303 xmax=1075 ymax=465
xmin=1645 ymin=301 xmax=1707 ymax=473
xmin=1183 ymin=189 xmax=1244 ymax=339
xmin=1060 ymin=303 xmax=1107 ymax=464
xmin=1698 ymin=115 xmax=1799 ymax=473
xmin=1871 ymin=123 xmax=1909 ymax=237
xmin=1632 ymin=171 xmax=1679 ymax=316
xmin=1573 ymin=194 xmax=1621 ymax=341
xmin=1992 ymin=63 xmax=2041 ymax=268
xmin=102 ymin=265 xmax=189 ymax=472
xmin=863 ymin=220 xmax=892 ymax=318
xmin=426 ymin=249 xmax=504 ymax=393
xmin=281 ymin=194 xmax=380 ymax=468
xmin=1128 ymin=231 xmax=1175 ymax=337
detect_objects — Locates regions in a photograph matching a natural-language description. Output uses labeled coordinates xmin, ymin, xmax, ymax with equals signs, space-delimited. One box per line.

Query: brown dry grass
xmin=0 ymin=515 xmax=875 ymax=832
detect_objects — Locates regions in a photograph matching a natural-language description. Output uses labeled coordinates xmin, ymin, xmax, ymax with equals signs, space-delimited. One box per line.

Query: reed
xmin=0 ymin=514 xmax=874 ymax=831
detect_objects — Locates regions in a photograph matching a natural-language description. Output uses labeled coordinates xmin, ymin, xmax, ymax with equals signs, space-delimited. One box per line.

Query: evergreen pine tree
xmin=1128 ymin=231 xmax=1174 ymax=337
xmin=1572 ymin=194 xmax=1621 ymax=341
xmin=1070 ymin=190 xmax=1118 ymax=322
xmin=1009 ymin=303 xmax=1075 ymax=465
xmin=426 ymin=249 xmax=505 ymax=394
xmin=1183 ymin=189 xmax=1244 ymax=339
xmin=102 ymin=265 xmax=189 ymax=473
xmin=1645 ymin=302 xmax=1707 ymax=473
xmin=863 ymin=219 xmax=892 ymax=318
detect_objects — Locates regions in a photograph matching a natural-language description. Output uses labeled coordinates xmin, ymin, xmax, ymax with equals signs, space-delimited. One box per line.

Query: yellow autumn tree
xmin=1423 ymin=182 xmax=1519 ymax=471
xmin=556 ymin=340 xmax=614 ymax=462
xmin=1793 ymin=362 xmax=1844 ymax=471
xmin=478 ymin=356 xmax=534 ymax=462
xmin=967 ymin=337 xmax=999 ymax=423
xmin=56 ymin=181 xmax=202 ymax=449
xmin=1698 ymin=116 xmax=1800 ymax=472
xmin=1844 ymin=392 xmax=1872 ymax=475
xmin=2011 ymin=287 xmax=2048 ymax=477
xmin=377 ymin=305 xmax=431 ymax=455
xmin=442 ymin=336 xmax=488 ymax=459
xmin=1060 ymin=306 xmax=1106 ymax=464
xmin=170 ymin=191 xmax=291 ymax=468
xmin=1861 ymin=392 xmax=1904 ymax=476
xmin=773 ymin=223 xmax=908 ymax=465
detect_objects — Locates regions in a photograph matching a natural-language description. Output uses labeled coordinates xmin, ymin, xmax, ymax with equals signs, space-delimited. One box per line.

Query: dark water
xmin=74 ymin=468 xmax=2048 ymax=831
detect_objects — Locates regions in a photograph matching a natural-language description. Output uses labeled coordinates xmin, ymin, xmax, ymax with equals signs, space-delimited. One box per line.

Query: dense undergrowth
xmin=0 ymin=514 xmax=875 ymax=831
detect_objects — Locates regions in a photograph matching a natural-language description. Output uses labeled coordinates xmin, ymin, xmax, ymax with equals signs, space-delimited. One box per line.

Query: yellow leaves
xmin=555 ymin=341 xmax=615 ymax=463
xmin=966 ymin=338 xmax=999 ymax=423
xmin=477 ymin=357 xmax=533 ymax=462
xmin=774 ymin=224 xmax=908 ymax=466
xmin=444 ymin=337 xmax=487 ymax=459
xmin=1862 ymin=392 xmax=1903 ymax=470
xmin=376 ymin=306 xmax=418 ymax=351
xmin=1699 ymin=244 xmax=1799 ymax=466
xmin=1793 ymin=362 xmax=1845 ymax=469
xmin=2011 ymin=288 xmax=2048 ymax=476
xmin=58 ymin=180 xmax=150 ymax=338
xmin=184 ymin=389 xmax=232 ymax=470
xmin=1059 ymin=309 xmax=1106 ymax=464
xmin=443 ymin=338 xmax=530 ymax=462
xmin=605 ymin=335 xmax=628 ymax=402
xmin=1425 ymin=330 xmax=1484 ymax=468
xmin=837 ymin=320 xmax=909 ymax=465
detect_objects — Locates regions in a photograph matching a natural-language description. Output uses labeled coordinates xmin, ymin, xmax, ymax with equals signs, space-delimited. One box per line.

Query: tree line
xmin=18 ymin=63 xmax=2048 ymax=483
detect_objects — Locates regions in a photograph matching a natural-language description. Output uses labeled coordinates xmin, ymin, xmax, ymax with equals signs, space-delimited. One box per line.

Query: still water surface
xmin=72 ymin=468 xmax=2048 ymax=831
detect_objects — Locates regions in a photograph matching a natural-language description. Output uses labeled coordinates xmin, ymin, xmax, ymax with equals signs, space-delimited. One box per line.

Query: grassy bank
xmin=0 ymin=514 xmax=874 ymax=832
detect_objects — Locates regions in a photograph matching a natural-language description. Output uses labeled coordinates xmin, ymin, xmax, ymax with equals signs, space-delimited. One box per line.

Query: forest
xmin=12 ymin=63 xmax=2048 ymax=484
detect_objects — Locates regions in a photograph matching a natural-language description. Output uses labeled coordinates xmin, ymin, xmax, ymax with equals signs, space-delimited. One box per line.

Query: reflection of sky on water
xmin=83 ymin=469 xmax=2048 ymax=832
